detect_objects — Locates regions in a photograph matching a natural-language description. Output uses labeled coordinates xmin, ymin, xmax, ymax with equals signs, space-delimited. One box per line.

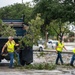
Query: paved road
xmin=0 ymin=69 xmax=62 ymax=75
xmin=0 ymin=67 xmax=75 ymax=75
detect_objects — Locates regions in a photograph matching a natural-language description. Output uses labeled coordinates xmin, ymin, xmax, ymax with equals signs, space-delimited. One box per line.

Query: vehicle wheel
xmin=39 ymin=47 xmax=43 ymax=51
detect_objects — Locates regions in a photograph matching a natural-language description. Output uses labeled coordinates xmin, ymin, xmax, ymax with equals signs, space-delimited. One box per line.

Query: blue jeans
xmin=15 ymin=51 xmax=20 ymax=65
xmin=56 ymin=51 xmax=63 ymax=64
xmin=70 ymin=54 xmax=75 ymax=65
xmin=8 ymin=52 xmax=14 ymax=67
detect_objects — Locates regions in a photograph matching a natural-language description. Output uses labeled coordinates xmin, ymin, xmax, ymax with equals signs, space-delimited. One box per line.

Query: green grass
xmin=17 ymin=63 xmax=56 ymax=70
xmin=15 ymin=62 xmax=75 ymax=70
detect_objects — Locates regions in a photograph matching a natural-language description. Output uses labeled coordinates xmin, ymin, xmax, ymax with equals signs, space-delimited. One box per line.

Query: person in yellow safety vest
xmin=70 ymin=48 xmax=75 ymax=66
xmin=1 ymin=36 xmax=19 ymax=68
xmin=55 ymin=40 xmax=67 ymax=65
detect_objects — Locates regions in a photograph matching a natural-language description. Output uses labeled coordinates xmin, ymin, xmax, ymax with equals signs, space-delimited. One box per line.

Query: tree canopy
xmin=33 ymin=0 xmax=75 ymax=23
xmin=0 ymin=0 xmax=75 ymax=40
xmin=0 ymin=3 xmax=33 ymax=24
xmin=19 ymin=14 xmax=44 ymax=47
xmin=0 ymin=19 xmax=16 ymax=37
xmin=32 ymin=0 xmax=75 ymax=40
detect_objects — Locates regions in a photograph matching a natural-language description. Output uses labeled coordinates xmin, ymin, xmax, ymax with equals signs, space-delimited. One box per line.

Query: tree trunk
xmin=59 ymin=33 xmax=63 ymax=42
xmin=57 ymin=34 xmax=59 ymax=40
xmin=57 ymin=33 xmax=63 ymax=42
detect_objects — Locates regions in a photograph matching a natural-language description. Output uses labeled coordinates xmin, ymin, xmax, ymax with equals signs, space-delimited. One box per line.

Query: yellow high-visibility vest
xmin=56 ymin=42 xmax=64 ymax=52
xmin=6 ymin=40 xmax=15 ymax=52
xmin=73 ymin=48 xmax=75 ymax=54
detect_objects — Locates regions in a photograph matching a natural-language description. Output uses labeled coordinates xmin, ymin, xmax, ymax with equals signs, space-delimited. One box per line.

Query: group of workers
xmin=1 ymin=36 xmax=75 ymax=69
xmin=55 ymin=39 xmax=75 ymax=66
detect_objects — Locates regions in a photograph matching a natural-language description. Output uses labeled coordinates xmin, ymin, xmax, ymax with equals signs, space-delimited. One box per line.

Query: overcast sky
xmin=0 ymin=0 xmax=33 ymax=7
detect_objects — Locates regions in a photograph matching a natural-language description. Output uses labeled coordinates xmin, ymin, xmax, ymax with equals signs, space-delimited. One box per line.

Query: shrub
xmin=24 ymin=63 xmax=56 ymax=70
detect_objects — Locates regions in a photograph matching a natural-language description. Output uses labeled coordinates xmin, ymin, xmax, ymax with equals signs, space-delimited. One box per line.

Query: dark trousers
xmin=70 ymin=54 xmax=75 ymax=65
xmin=56 ymin=51 xmax=63 ymax=64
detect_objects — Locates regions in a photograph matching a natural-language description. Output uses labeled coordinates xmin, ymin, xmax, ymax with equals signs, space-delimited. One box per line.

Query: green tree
xmin=48 ymin=19 xmax=70 ymax=41
xmin=20 ymin=14 xmax=44 ymax=47
xmin=0 ymin=3 xmax=33 ymax=24
xmin=0 ymin=19 xmax=16 ymax=37
xmin=32 ymin=0 xmax=75 ymax=39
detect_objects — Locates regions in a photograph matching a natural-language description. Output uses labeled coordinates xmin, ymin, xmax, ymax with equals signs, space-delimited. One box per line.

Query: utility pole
xmin=22 ymin=0 xmax=23 ymax=4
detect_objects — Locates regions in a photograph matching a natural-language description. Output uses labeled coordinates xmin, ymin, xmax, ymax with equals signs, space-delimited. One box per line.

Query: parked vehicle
xmin=38 ymin=44 xmax=45 ymax=51
xmin=47 ymin=40 xmax=58 ymax=49
xmin=33 ymin=39 xmax=58 ymax=51
xmin=33 ymin=40 xmax=45 ymax=51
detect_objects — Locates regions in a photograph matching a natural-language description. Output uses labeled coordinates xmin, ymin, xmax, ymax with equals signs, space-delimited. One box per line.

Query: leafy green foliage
xmin=48 ymin=19 xmax=70 ymax=40
xmin=32 ymin=0 xmax=75 ymax=36
xmin=1 ymin=26 xmax=16 ymax=37
xmin=29 ymin=14 xmax=44 ymax=44
xmin=19 ymin=63 xmax=56 ymax=70
xmin=33 ymin=0 xmax=75 ymax=23
xmin=19 ymin=14 xmax=44 ymax=47
xmin=0 ymin=0 xmax=74 ymax=40
xmin=0 ymin=3 xmax=33 ymax=24
xmin=0 ymin=19 xmax=16 ymax=37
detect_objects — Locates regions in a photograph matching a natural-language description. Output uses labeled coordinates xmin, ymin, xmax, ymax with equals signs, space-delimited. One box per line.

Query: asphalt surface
xmin=0 ymin=65 xmax=75 ymax=75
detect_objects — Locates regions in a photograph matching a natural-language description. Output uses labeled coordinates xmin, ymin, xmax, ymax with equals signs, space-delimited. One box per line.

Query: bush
xmin=24 ymin=63 xmax=56 ymax=70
